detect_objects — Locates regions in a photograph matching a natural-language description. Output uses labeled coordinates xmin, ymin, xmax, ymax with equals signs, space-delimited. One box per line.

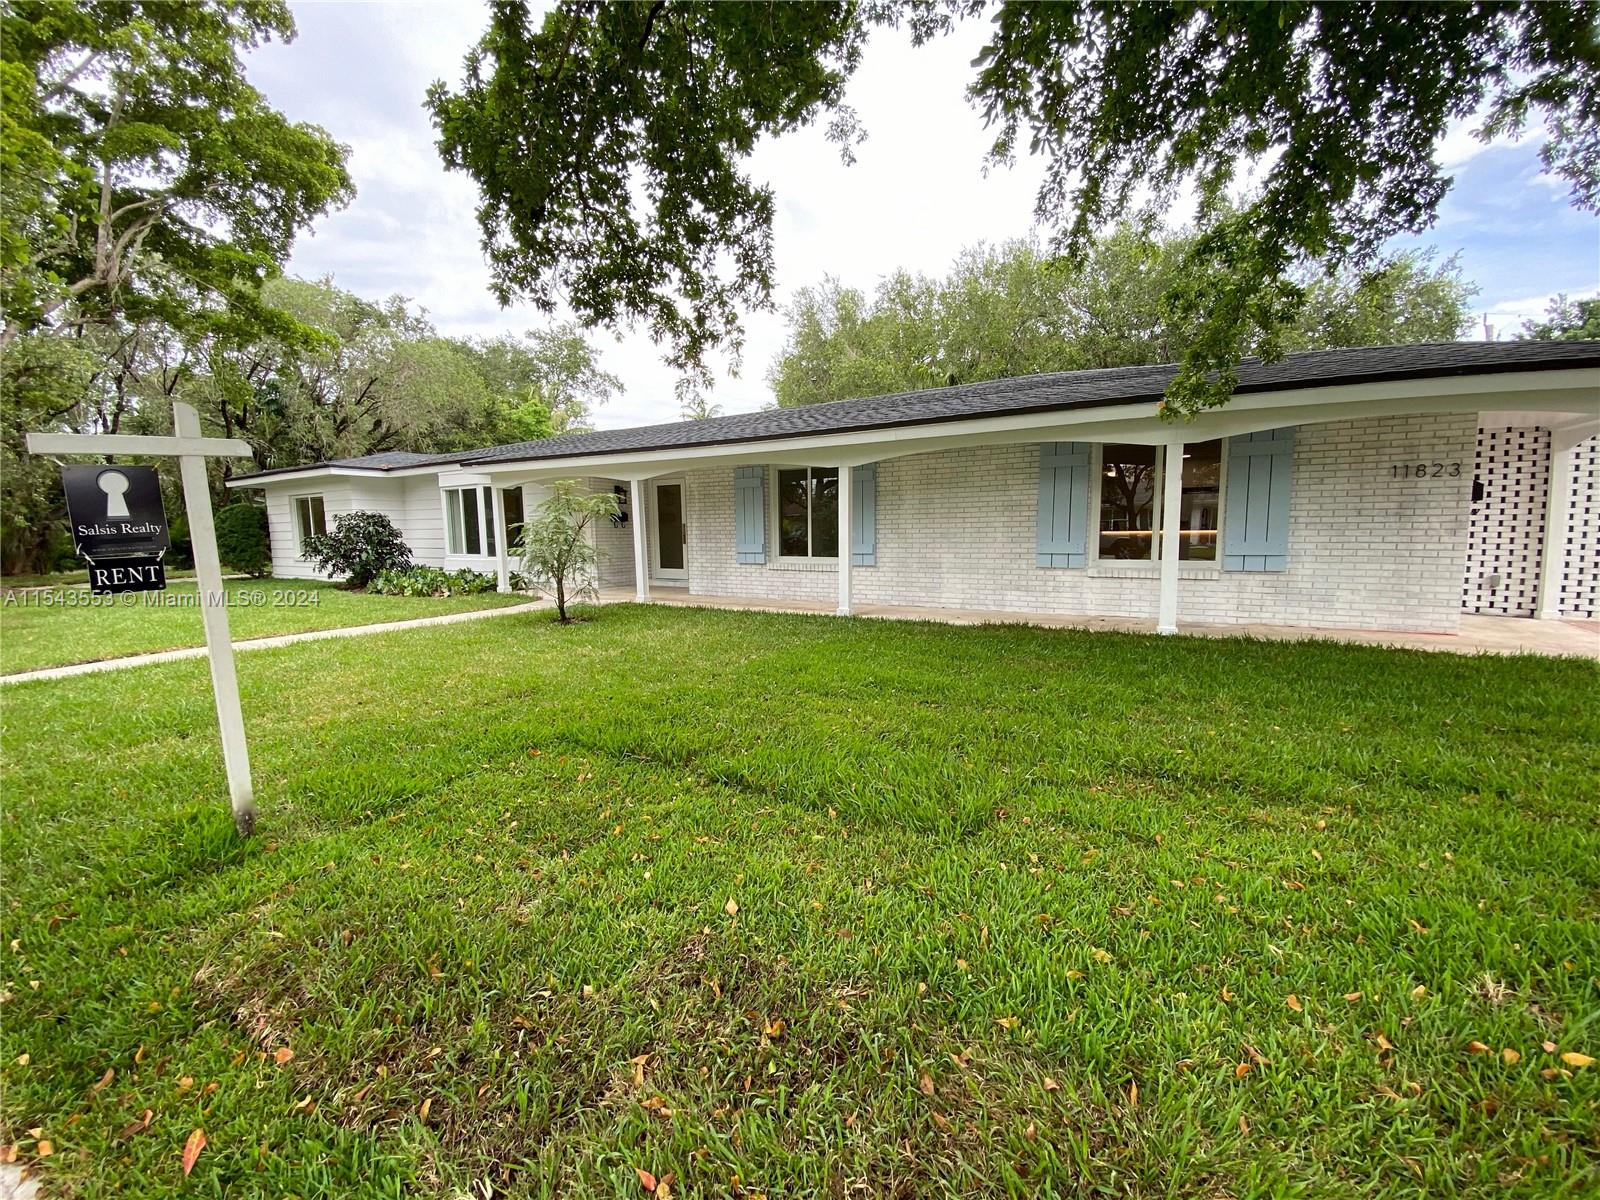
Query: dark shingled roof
xmin=235 ymin=341 xmax=1600 ymax=481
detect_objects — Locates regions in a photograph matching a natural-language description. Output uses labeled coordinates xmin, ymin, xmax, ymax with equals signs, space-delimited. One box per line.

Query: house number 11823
xmin=1390 ymin=462 xmax=1463 ymax=479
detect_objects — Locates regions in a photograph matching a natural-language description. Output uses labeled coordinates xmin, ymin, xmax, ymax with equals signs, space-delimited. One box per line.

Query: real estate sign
xmin=60 ymin=464 xmax=170 ymax=594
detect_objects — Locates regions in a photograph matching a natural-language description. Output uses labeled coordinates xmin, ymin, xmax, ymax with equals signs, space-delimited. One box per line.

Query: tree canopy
xmin=769 ymin=230 xmax=1475 ymax=408
xmin=429 ymin=1 xmax=1599 ymax=415
xmin=0 ymin=0 xmax=354 ymax=348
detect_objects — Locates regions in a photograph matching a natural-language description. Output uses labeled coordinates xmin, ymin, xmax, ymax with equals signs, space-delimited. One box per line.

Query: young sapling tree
xmin=519 ymin=481 xmax=619 ymax=622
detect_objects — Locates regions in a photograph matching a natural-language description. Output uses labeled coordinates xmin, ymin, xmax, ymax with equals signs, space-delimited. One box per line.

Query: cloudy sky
xmin=247 ymin=2 xmax=1600 ymax=431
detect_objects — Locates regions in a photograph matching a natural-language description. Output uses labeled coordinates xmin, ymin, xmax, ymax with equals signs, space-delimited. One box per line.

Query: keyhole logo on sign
xmin=97 ymin=469 xmax=132 ymax=518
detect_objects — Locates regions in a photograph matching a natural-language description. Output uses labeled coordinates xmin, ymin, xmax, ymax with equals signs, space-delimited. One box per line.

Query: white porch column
xmin=837 ymin=463 xmax=854 ymax=615
xmin=630 ymin=477 xmax=650 ymax=602
xmin=1536 ymin=433 xmax=1579 ymax=620
xmin=1157 ymin=442 xmax=1184 ymax=635
xmin=491 ymin=486 xmax=511 ymax=593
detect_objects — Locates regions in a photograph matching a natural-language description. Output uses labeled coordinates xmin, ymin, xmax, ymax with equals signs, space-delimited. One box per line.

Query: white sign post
xmin=27 ymin=401 xmax=260 ymax=835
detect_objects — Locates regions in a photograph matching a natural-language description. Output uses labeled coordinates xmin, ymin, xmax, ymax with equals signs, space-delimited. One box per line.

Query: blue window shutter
xmin=1036 ymin=442 xmax=1090 ymax=567
xmin=1223 ymin=428 xmax=1294 ymax=571
xmin=733 ymin=467 xmax=766 ymax=564
xmin=851 ymin=463 xmax=877 ymax=566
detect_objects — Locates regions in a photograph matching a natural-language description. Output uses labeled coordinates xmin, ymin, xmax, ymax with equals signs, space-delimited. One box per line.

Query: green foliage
xmin=770 ymin=232 xmax=1475 ymax=407
xmin=1520 ymin=294 xmax=1600 ymax=341
xmin=518 ymin=480 xmax=618 ymax=621
xmin=0 ymin=0 xmax=354 ymax=346
xmin=458 ymin=324 xmax=622 ymax=438
xmin=300 ymin=510 xmax=412 ymax=589
xmin=214 ymin=501 xmax=271 ymax=576
xmin=369 ymin=565 xmax=502 ymax=598
xmin=427 ymin=2 xmax=870 ymax=382
xmin=3 ymin=607 xmax=1597 ymax=1193
xmin=430 ymin=2 xmax=1596 ymax=411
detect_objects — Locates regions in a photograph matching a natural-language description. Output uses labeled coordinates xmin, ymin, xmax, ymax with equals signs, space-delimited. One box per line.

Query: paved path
xmin=1 ymin=600 xmax=548 ymax=685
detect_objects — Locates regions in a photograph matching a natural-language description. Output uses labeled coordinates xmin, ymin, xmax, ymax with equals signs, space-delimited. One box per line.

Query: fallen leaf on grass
xmin=1235 ymin=1062 xmax=1252 ymax=1079
xmin=1560 ymin=1052 xmax=1594 ymax=1068
xmin=1411 ymin=985 xmax=1427 ymax=999
xmin=274 ymin=1047 xmax=295 ymax=1065
xmin=1502 ymin=1048 xmax=1521 ymax=1065
xmin=1219 ymin=986 xmax=1234 ymax=1003
xmin=1343 ymin=992 xmax=1363 ymax=1003
xmin=90 ymin=1067 xmax=114 ymax=1092
xmin=918 ymin=1073 xmax=935 ymax=1097
xmin=417 ymin=1098 xmax=432 ymax=1123
xmin=724 ymin=898 xmax=739 ymax=918
xmin=1285 ymin=994 xmax=1303 ymax=1013
xmin=1128 ymin=1081 xmax=1139 ymax=1109
xmin=1024 ymin=1122 xmax=1037 ymax=1142
xmin=119 ymin=1110 xmax=154 ymax=1139
xmin=1090 ymin=948 xmax=1113 ymax=965
xmin=1466 ymin=1041 xmax=1492 ymax=1055
xmin=994 ymin=1016 xmax=1019 ymax=1031
xmin=13 ymin=1054 xmax=26 ymax=1066
xmin=763 ymin=1018 xmax=786 ymax=1039
xmin=1542 ymin=1040 xmax=1558 ymax=1054
xmin=636 ymin=1167 xmax=658 ymax=1192
xmin=36 ymin=1141 xmax=54 ymax=1157
xmin=1374 ymin=1033 xmax=1395 ymax=1052
xmin=1042 ymin=1076 xmax=1060 ymax=1091
xmin=181 ymin=1129 xmax=205 ymax=1176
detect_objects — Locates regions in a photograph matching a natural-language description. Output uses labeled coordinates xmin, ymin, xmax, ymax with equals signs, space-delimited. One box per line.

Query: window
xmin=1098 ymin=445 xmax=1158 ymax=560
xmin=502 ymin=487 xmax=525 ymax=551
xmin=775 ymin=467 xmax=839 ymax=559
xmin=1096 ymin=441 xmax=1223 ymax=562
xmin=445 ymin=486 xmax=497 ymax=557
xmin=1176 ymin=440 xmax=1221 ymax=561
xmin=293 ymin=495 xmax=326 ymax=555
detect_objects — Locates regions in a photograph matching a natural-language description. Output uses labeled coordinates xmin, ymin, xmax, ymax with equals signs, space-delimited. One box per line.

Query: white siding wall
xmin=681 ymin=413 xmax=1479 ymax=633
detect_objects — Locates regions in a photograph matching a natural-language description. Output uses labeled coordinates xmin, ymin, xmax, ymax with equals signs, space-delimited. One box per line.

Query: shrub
xmin=215 ymin=503 xmax=271 ymax=576
xmin=369 ymin=566 xmax=500 ymax=597
xmin=520 ymin=481 xmax=618 ymax=622
xmin=301 ymin=511 xmax=412 ymax=588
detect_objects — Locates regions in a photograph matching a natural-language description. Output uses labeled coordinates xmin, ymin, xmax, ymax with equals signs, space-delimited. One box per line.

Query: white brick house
xmin=229 ymin=342 xmax=1600 ymax=636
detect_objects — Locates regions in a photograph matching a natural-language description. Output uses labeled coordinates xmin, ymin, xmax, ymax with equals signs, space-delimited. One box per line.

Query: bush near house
xmin=214 ymin=502 xmax=272 ymax=577
xmin=370 ymin=566 xmax=504 ymax=597
xmin=300 ymin=510 xmax=412 ymax=589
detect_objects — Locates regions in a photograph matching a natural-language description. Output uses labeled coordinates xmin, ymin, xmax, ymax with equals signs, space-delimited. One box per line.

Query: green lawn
xmin=2 ymin=605 xmax=1596 ymax=1198
xmin=0 ymin=578 xmax=529 ymax=674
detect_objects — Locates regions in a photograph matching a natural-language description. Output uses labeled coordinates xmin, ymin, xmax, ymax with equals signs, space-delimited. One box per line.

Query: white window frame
xmin=1089 ymin=443 xmax=1226 ymax=568
xmin=291 ymin=494 xmax=327 ymax=558
xmin=770 ymin=465 xmax=841 ymax=563
xmin=442 ymin=485 xmax=497 ymax=558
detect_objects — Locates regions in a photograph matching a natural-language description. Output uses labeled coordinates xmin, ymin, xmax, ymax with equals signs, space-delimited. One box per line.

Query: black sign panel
xmin=88 ymin=556 xmax=167 ymax=594
xmin=61 ymin=464 xmax=171 ymax=559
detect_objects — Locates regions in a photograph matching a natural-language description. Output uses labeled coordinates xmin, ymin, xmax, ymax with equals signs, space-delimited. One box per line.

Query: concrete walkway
xmin=598 ymin=587 xmax=1600 ymax=659
xmin=0 ymin=599 xmax=549 ymax=684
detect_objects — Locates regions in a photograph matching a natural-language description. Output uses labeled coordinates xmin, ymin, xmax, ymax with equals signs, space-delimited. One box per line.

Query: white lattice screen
xmin=1462 ymin=427 xmax=1549 ymax=616
xmin=1558 ymin=436 xmax=1599 ymax=619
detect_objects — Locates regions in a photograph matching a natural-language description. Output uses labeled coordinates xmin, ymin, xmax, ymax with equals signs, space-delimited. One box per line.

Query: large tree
xmin=428 ymin=1 xmax=1599 ymax=415
xmin=0 ymin=0 xmax=353 ymax=348
xmin=770 ymin=231 xmax=1475 ymax=408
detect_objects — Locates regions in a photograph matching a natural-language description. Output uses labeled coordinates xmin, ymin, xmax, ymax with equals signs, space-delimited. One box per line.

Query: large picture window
xmin=293 ymin=495 xmax=326 ymax=556
xmin=445 ymin=486 xmax=497 ymax=557
xmin=1096 ymin=442 xmax=1223 ymax=562
xmin=775 ymin=467 xmax=839 ymax=559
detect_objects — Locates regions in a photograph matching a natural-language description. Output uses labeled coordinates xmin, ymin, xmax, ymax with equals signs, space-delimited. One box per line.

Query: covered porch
xmin=593 ymin=585 xmax=1600 ymax=659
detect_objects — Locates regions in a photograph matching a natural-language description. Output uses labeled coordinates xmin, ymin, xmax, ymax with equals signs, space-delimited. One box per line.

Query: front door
xmin=651 ymin=480 xmax=688 ymax=581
